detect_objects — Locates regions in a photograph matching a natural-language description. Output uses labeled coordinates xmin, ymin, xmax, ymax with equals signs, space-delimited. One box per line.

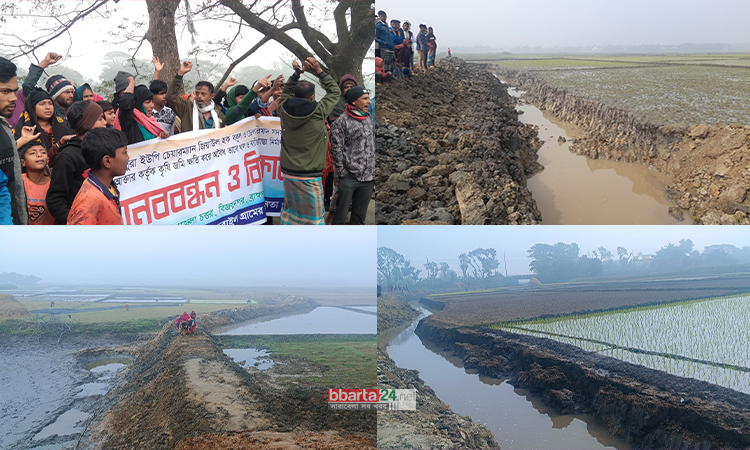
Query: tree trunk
xmin=145 ymin=0 xmax=181 ymax=84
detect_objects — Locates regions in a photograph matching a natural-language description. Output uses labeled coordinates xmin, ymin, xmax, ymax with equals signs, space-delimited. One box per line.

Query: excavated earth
xmin=493 ymin=67 xmax=750 ymax=225
xmin=79 ymin=300 xmax=375 ymax=450
xmin=415 ymin=304 xmax=750 ymax=449
xmin=376 ymin=58 xmax=543 ymax=225
xmin=377 ymin=294 xmax=499 ymax=449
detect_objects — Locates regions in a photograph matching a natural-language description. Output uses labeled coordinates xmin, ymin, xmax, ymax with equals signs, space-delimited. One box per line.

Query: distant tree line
xmin=378 ymin=241 xmax=750 ymax=290
xmin=0 ymin=272 xmax=41 ymax=285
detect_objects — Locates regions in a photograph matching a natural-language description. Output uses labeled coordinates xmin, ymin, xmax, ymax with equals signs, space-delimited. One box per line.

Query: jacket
xmin=375 ymin=21 xmax=395 ymax=51
xmin=224 ymin=86 xmax=258 ymax=125
xmin=67 ymin=174 xmax=123 ymax=225
xmin=165 ymin=75 xmax=226 ymax=133
xmin=0 ymin=170 xmax=11 ymax=225
xmin=416 ymin=31 xmax=429 ymax=52
xmin=0 ymin=117 xmax=28 ymax=224
xmin=330 ymin=111 xmax=375 ymax=183
xmin=278 ymin=71 xmax=340 ymax=177
xmin=46 ymin=137 xmax=88 ymax=224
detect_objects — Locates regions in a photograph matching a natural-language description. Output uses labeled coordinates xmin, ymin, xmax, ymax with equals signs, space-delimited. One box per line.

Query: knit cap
xmin=45 ymin=75 xmax=74 ymax=101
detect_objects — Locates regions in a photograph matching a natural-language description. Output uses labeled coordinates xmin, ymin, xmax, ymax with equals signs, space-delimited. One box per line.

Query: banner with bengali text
xmin=116 ymin=116 xmax=284 ymax=225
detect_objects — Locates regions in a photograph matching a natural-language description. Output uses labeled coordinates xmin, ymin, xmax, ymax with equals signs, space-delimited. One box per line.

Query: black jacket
xmin=46 ymin=137 xmax=88 ymax=224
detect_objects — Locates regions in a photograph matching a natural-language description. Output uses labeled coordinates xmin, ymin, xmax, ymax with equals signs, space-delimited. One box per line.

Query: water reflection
xmin=219 ymin=306 xmax=376 ymax=335
xmin=385 ymin=308 xmax=630 ymax=450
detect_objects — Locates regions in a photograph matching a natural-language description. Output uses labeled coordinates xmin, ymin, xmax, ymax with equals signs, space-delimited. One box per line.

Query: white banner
xmin=116 ymin=116 xmax=284 ymax=225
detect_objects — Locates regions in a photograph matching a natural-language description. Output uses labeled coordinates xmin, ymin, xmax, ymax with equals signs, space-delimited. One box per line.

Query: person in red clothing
xmin=19 ymin=141 xmax=55 ymax=224
xmin=67 ymin=128 xmax=129 ymax=225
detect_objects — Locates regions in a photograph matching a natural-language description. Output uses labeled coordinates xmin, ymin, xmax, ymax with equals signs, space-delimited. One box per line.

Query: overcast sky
xmin=378 ymin=226 xmax=750 ymax=276
xmin=2 ymin=1 xmax=371 ymax=82
xmin=376 ymin=0 xmax=750 ymax=49
xmin=0 ymin=227 xmax=375 ymax=287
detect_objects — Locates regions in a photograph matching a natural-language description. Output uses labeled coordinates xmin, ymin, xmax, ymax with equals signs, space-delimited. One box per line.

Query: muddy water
xmin=223 ymin=348 xmax=274 ymax=370
xmin=218 ymin=306 xmax=376 ymax=335
xmin=502 ymin=83 xmax=687 ymax=225
xmin=385 ymin=308 xmax=630 ymax=450
xmin=33 ymin=409 xmax=91 ymax=441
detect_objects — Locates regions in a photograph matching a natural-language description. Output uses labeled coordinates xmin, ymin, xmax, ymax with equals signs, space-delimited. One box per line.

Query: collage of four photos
xmin=0 ymin=0 xmax=749 ymax=449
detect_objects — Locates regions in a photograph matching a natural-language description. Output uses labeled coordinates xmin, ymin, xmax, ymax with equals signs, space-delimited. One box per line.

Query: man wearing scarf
xmin=329 ymin=86 xmax=374 ymax=225
xmin=46 ymin=101 xmax=107 ymax=224
xmin=12 ymin=88 xmax=75 ymax=165
xmin=278 ymin=58 xmax=340 ymax=225
xmin=116 ymin=76 xmax=168 ymax=144
xmin=165 ymin=61 xmax=225 ymax=133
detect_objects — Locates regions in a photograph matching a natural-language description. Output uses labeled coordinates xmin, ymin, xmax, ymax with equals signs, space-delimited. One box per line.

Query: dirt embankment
xmin=196 ymin=297 xmax=317 ymax=331
xmin=377 ymin=348 xmax=500 ymax=450
xmin=416 ymin=318 xmax=750 ymax=450
xmin=377 ymin=294 xmax=420 ymax=333
xmin=0 ymin=293 xmax=31 ymax=319
xmin=85 ymin=302 xmax=374 ymax=450
xmin=494 ymin=67 xmax=750 ymax=225
xmin=376 ymin=58 xmax=543 ymax=224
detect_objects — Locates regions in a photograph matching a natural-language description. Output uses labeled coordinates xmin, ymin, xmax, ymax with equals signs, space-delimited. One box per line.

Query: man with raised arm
xmin=278 ymin=57 xmax=340 ymax=225
xmin=9 ymin=52 xmax=73 ymax=129
xmin=165 ymin=61 xmax=225 ymax=132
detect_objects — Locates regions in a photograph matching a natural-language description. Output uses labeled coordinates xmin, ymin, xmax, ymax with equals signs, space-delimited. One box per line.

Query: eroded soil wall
xmin=376 ymin=58 xmax=543 ymax=224
xmin=494 ymin=67 xmax=750 ymax=224
xmin=416 ymin=318 xmax=750 ymax=450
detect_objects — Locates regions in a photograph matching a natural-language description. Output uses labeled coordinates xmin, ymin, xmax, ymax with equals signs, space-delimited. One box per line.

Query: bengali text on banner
xmin=116 ymin=116 xmax=284 ymax=225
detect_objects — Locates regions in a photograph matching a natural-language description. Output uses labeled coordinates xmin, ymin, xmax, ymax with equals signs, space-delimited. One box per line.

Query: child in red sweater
xmin=68 ymin=128 xmax=129 ymax=225
xmin=19 ymin=141 xmax=55 ymax=225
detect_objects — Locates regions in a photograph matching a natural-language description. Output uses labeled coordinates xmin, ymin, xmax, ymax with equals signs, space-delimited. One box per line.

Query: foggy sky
xmin=378 ymin=226 xmax=750 ymax=276
xmin=0 ymin=227 xmax=375 ymax=287
xmin=376 ymin=0 xmax=749 ymax=49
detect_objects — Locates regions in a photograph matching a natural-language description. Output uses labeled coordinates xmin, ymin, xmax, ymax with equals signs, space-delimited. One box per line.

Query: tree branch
xmin=290 ymin=0 xmax=332 ymax=63
xmin=215 ymin=22 xmax=297 ymax=87
xmin=8 ymin=0 xmax=113 ymax=60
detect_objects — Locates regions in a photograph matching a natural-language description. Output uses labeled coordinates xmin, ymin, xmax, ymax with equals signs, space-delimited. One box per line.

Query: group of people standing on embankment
xmin=375 ymin=9 xmax=441 ymax=82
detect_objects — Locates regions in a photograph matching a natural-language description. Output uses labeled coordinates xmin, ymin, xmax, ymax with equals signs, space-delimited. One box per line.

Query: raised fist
xmin=178 ymin=61 xmax=193 ymax=76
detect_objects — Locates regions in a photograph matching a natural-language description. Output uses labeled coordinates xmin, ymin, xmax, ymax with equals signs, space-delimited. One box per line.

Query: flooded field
xmin=506 ymin=84 xmax=684 ymax=224
xmin=489 ymin=54 xmax=750 ymax=125
xmin=385 ymin=308 xmax=629 ymax=449
xmin=499 ymin=294 xmax=750 ymax=393
xmin=218 ymin=306 xmax=377 ymax=335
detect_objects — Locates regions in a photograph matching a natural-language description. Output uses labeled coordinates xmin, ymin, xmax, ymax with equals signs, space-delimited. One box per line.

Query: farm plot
xmin=492 ymin=55 xmax=750 ymax=126
xmin=496 ymin=294 xmax=750 ymax=393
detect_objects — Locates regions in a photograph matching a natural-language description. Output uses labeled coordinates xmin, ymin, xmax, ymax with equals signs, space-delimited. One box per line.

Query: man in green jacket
xmin=278 ymin=57 xmax=340 ymax=225
xmin=165 ymin=61 xmax=226 ymax=132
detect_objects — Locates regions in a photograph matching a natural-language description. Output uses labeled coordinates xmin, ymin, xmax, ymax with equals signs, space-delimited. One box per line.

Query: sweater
xmin=0 ymin=117 xmax=28 ymax=224
xmin=329 ymin=111 xmax=375 ymax=182
xmin=278 ymin=71 xmax=340 ymax=177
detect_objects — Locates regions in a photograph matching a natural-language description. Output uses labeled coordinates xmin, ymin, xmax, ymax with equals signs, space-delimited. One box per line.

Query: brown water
xmin=385 ymin=308 xmax=631 ymax=450
xmin=505 ymin=84 xmax=689 ymax=225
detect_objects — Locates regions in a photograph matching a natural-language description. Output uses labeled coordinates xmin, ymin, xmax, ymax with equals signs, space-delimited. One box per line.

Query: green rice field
xmin=489 ymin=54 xmax=750 ymax=126
xmin=495 ymin=294 xmax=750 ymax=393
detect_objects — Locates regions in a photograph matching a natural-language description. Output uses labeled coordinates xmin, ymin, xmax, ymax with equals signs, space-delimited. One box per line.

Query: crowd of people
xmin=375 ymin=9 xmax=438 ymax=82
xmin=0 ymin=51 xmax=374 ymax=226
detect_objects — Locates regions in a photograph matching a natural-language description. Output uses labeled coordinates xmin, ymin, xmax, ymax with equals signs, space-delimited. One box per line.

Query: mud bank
xmin=377 ymin=294 xmax=420 ymax=333
xmin=378 ymin=348 xmax=499 ymax=449
xmin=376 ymin=58 xmax=543 ymax=224
xmin=416 ymin=318 xmax=750 ymax=449
xmin=493 ymin=67 xmax=750 ymax=225
xmin=85 ymin=320 xmax=374 ymax=450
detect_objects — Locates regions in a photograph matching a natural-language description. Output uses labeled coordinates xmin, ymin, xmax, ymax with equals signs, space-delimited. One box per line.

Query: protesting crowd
xmin=375 ymin=9 xmax=438 ymax=82
xmin=0 ymin=50 xmax=374 ymax=226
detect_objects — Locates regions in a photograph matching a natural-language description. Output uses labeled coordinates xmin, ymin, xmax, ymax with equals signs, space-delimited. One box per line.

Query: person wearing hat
xmin=390 ymin=20 xmax=406 ymax=79
xmin=13 ymin=87 xmax=76 ymax=161
xmin=116 ymin=76 xmax=169 ymax=144
xmin=329 ymin=85 xmax=374 ymax=225
xmin=375 ymin=10 xmax=396 ymax=77
xmin=46 ymin=100 xmax=107 ymax=224
xmin=10 ymin=52 xmax=71 ymax=129
xmin=44 ymin=74 xmax=75 ymax=116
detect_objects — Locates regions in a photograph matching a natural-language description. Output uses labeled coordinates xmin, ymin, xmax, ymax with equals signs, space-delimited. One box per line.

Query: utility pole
xmin=504 ymin=252 xmax=508 ymax=277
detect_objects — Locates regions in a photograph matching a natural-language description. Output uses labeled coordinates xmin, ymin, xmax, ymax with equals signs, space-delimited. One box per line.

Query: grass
xmin=218 ymin=334 xmax=376 ymax=388
xmin=0 ymin=317 xmax=165 ymax=336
